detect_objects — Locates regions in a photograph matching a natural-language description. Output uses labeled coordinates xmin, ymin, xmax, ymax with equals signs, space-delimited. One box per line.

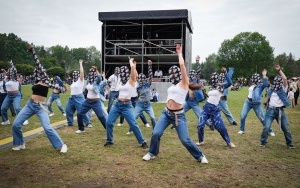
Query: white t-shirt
xmin=86 ymin=83 xmax=100 ymax=99
xmin=207 ymin=89 xmax=223 ymax=105
xmin=70 ymin=79 xmax=84 ymax=95
xmin=0 ymin=81 xmax=5 ymax=93
xmin=288 ymin=91 xmax=294 ymax=99
xmin=269 ymin=85 xmax=288 ymax=107
xmin=167 ymin=84 xmax=188 ymax=105
xmin=108 ymin=74 xmax=120 ymax=91
xmin=248 ymin=85 xmax=255 ymax=99
xmin=5 ymin=80 xmax=19 ymax=91
xmin=154 ymin=70 xmax=163 ymax=77
xmin=118 ymin=82 xmax=135 ymax=100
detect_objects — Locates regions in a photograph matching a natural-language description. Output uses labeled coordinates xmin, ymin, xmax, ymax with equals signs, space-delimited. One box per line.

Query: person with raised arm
xmin=11 ymin=44 xmax=67 ymax=153
xmin=142 ymin=44 xmax=208 ymax=163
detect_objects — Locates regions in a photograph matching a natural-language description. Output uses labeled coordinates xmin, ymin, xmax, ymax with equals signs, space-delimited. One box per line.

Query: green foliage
xmin=201 ymin=53 xmax=218 ymax=79
xmin=47 ymin=66 xmax=66 ymax=79
xmin=15 ymin=64 xmax=34 ymax=76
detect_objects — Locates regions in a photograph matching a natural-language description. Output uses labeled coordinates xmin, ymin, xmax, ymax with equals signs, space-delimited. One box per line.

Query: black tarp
xmin=98 ymin=9 xmax=193 ymax=33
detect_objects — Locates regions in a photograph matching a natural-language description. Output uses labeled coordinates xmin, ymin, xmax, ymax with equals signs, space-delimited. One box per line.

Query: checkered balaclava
xmin=189 ymin=70 xmax=198 ymax=83
xmin=72 ymin=71 xmax=80 ymax=83
xmin=7 ymin=60 xmax=18 ymax=81
xmin=138 ymin=73 xmax=147 ymax=85
xmin=210 ymin=72 xmax=224 ymax=93
xmin=250 ymin=73 xmax=261 ymax=85
xmin=88 ymin=67 xmax=97 ymax=84
xmin=120 ymin=66 xmax=130 ymax=85
xmin=273 ymin=75 xmax=283 ymax=92
xmin=169 ymin=65 xmax=181 ymax=85
xmin=218 ymin=73 xmax=225 ymax=83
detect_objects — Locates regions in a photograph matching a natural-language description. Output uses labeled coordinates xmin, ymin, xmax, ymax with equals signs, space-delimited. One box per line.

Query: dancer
xmin=260 ymin=64 xmax=295 ymax=148
xmin=143 ymin=44 xmax=208 ymax=163
xmin=104 ymin=58 xmax=148 ymax=148
xmin=197 ymin=68 xmax=236 ymax=148
xmin=107 ymin=67 xmax=120 ymax=113
xmin=65 ymin=59 xmax=92 ymax=127
xmin=11 ymin=44 xmax=67 ymax=153
xmin=47 ymin=76 xmax=67 ymax=116
xmin=238 ymin=70 xmax=275 ymax=135
xmin=1 ymin=61 xmax=28 ymax=125
xmin=75 ymin=66 xmax=107 ymax=133
xmin=0 ymin=73 xmax=16 ymax=118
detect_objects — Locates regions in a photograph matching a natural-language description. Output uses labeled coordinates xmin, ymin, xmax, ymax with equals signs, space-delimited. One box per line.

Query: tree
xmin=15 ymin=64 xmax=34 ymax=76
xmin=201 ymin=53 xmax=218 ymax=80
xmin=217 ymin=32 xmax=274 ymax=78
xmin=47 ymin=66 xmax=66 ymax=79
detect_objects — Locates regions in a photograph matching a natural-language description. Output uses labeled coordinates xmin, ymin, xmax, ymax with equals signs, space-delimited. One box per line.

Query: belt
xmin=86 ymin=98 xmax=100 ymax=101
xmin=118 ymin=99 xmax=131 ymax=102
xmin=8 ymin=90 xmax=19 ymax=94
xmin=53 ymin=92 xmax=60 ymax=94
xmin=268 ymin=105 xmax=284 ymax=109
xmin=165 ymin=107 xmax=184 ymax=127
xmin=248 ymin=97 xmax=252 ymax=102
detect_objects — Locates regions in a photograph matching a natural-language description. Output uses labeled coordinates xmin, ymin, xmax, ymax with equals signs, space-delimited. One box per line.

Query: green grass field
xmin=0 ymin=85 xmax=299 ymax=188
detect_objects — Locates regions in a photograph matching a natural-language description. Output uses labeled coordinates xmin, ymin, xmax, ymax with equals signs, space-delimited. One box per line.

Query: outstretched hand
xmin=221 ymin=67 xmax=227 ymax=73
xmin=274 ymin=64 xmax=281 ymax=71
xmin=262 ymin=69 xmax=267 ymax=76
xmin=176 ymin=44 xmax=182 ymax=54
xmin=129 ymin=58 xmax=136 ymax=67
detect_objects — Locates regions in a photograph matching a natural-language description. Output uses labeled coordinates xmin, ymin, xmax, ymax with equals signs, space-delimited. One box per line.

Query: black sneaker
xmin=288 ymin=144 xmax=295 ymax=149
xmin=141 ymin=142 xmax=148 ymax=149
xmin=260 ymin=142 xmax=267 ymax=147
xmin=232 ymin=121 xmax=238 ymax=125
xmin=104 ymin=142 xmax=114 ymax=147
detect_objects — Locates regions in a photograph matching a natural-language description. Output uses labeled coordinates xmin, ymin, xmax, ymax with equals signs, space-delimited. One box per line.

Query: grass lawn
xmin=0 ymin=84 xmax=299 ymax=187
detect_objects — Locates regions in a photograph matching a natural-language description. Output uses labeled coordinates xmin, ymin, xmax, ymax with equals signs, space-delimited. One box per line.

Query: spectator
xmin=288 ymin=87 xmax=295 ymax=108
xmin=154 ymin=68 xmax=163 ymax=78
xmin=150 ymin=88 xmax=159 ymax=102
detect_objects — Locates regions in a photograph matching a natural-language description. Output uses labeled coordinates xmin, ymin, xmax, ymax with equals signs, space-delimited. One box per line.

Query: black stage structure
xmin=98 ymin=9 xmax=193 ymax=79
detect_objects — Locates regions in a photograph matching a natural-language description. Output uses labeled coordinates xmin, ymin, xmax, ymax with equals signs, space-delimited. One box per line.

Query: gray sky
xmin=1 ymin=0 xmax=299 ymax=61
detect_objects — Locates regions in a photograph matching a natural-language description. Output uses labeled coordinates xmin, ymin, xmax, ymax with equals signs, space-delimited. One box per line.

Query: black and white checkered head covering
xmin=7 ymin=60 xmax=18 ymax=81
xmin=210 ymin=72 xmax=224 ymax=93
xmin=273 ymin=75 xmax=283 ymax=91
xmin=72 ymin=71 xmax=80 ymax=83
xmin=138 ymin=73 xmax=147 ymax=84
xmin=169 ymin=65 xmax=181 ymax=85
xmin=120 ymin=66 xmax=130 ymax=85
xmin=0 ymin=73 xmax=4 ymax=81
xmin=218 ymin=73 xmax=225 ymax=83
xmin=250 ymin=73 xmax=261 ymax=85
xmin=88 ymin=67 xmax=97 ymax=84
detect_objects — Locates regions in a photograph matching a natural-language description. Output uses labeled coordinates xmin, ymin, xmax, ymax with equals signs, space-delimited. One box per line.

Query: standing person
xmin=197 ymin=68 xmax=236 ymax=148
xmin=218 ymin=68 xmax=238 ymax=125
xmin=11 ymin=44 xmax=67 ymax=153
xmin=107 ymin=67 xmax=120 ymax=113
xmin=296 ymin=80 xmax=300 ymax=105
xmin=238 ymin=70 xmax=275 ymax=135
xmin=75 ymin=66 xmax=107 ymax=133
xmin=289 ymin=78 xmax=298 ymax=106
xmin=65 ymin=60 xmax=92 ymax=127
xmin=104 ymin=58 xmax=148 ymax=148
xmin=143 ymin=44 xmax=208 ymax=163
xmin=287 ymin=88 xmax=295 ymax=108
xmin=1 ymin=61 xmax=28 ymax=125
xmin=260 ymin=64 xmax=295 ymax=148
xmin=47 ymin=76 xmax=67 ymax=117
xmin=18 ymin=74 xmax=23 ymax=100
xmin=0 ymin=73 xmax=16 ymax=118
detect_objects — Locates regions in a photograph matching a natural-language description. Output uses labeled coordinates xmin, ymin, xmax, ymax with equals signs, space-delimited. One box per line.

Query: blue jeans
xmin=1 ymin=92 xmax=21 ymax=122
xmin=120 ymin=96 xmax=148 ymax=125
xmin=133 ymin=101 xmax=156 ymax=130
xmin=239 ymin=99 xmax=273 ymax=132
xmin=65 ymin=94 xmax=91 ymax=126
xmin=106 ymin=101 xmax=146 ymax=145
xmin=12 ymin=100 xmax=64 ymax=149
xmin=219 ymin=98 xmax=236 ymax=124
xmin=107 ymin=91 xmax=119 ymax=113
xmin=198 ymin=102 xmax=231 ymax=145
xmin=77 ymin=99 xmax=107 ymax=131
xmin=260 ymin=107 xmax=293 ymax=145
xmin=48 ymin=93 xmax=65 ymax=114
xmin=0 ymin=93 xmax=16 ymax=116
xmin=147 ymin=108 xmax=204 ymax=160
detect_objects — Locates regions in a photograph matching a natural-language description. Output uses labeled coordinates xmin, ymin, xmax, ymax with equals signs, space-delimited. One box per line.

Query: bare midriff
xmin=167 ymin=99 xmax=183 ymax=110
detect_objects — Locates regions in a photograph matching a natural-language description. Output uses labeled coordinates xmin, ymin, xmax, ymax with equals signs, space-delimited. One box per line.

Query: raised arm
xmin=274 ymin=64 xmax=287 ymax=87
xmin=128 ymin=58 xmax=137 ymax=86
xmin=147 ymin=60 xmax=153 ymax=85
xmin=79 ymin=59 xmax=84 ymax=81
xmin=177 ymin=44 xmax=188 ymax=89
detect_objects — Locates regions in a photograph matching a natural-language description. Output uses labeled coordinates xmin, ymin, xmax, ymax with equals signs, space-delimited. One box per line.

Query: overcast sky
xmin=1 ymin=0 xmax=299 ymax=62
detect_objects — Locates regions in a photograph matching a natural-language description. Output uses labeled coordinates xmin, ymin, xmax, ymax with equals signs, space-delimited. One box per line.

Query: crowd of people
xmin=0 ymin=43 xmax=299 ymax=163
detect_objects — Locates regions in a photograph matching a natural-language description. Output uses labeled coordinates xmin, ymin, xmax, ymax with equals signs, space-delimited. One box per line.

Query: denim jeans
xmin=12 ymin=100 xmax=64 ymax=149
xmin=0 ymin=93 xmax=16 ymax=116
xmin=106 ymin=101 xmax=146 ymax=145
xmin=120 ymin=96 xmax=148 ymax=125
xmin=77 ymin=99 xmax=107 ymax=131
xmin=219 ymin=98 xmax=236 ymax=124
xmin=107 ymin=91 xmax=119 ymax=113
xmin=147 ymin=108 xmax=204 ymax=160
xmin=260 ymin=107 xmax=293 ymax=145
xmin=48 ymin=93 xmax=65 ymax=114
xmin=239 ymin=99 xmax=273 ymax=132
xmin=133 ymin=101 xmax=156 ymax=130
xmin=1 ymin=92 xmax=21 ymax=122
xmin=197 ymin=102 xmax=231 ymax=145
xmin=65 ymin=94 xmax=91 ymax=126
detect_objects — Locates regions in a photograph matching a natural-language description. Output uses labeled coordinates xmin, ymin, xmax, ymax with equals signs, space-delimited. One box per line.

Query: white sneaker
xmin=196 ymin=142 xmax=204 ymax=146
xmin=144 ymin=123 xmax=151 ymax=128
xmin=49 ymin=113 xmax=54 ymax=117
xmin=199 ymin=155 xmax=208 ymax=164
xmin=60 ymin=144 xmax=68 ymax=153
xmin=142 ymin=153 xmax=155 ymax=161
xmin=1 ymin=120 xmax=10 ymax=125
xmin=238 ymin=130 xmax=244 ymax=134
xmin=23 ymin=120 xmax=29 ymax=125
xmin=228 ymin=142 xmax=236 ymax=148
xmin=12 ymin=144 xmax=26 ymax=151
xmin=87 ymin=124 xmax=93 ymax=128
xmin=117 ymin=123 xmax=123 ymax=126
xmin=75 ymin=130 xmax=85 ymax=134
xmin=269 ymin=132 xmax=275 ymax=137
xmin=62 ymin=113 xmax=66 ymax=117
xmin=126 ymin=131 xmax=133 ymax=135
